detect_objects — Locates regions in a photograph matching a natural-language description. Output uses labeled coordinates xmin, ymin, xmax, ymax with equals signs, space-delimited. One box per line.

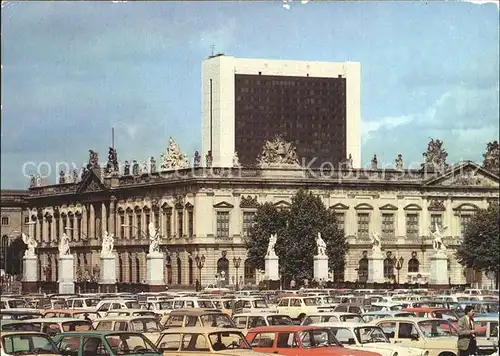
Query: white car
xmin=315 ymin=322 xmax=428 ymax=356
xmin=204 ymin=284 xmax=230 ymax=293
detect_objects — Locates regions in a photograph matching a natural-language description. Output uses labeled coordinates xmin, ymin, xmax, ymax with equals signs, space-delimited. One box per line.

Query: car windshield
xmin=252 ymin=300 xmax=269 ymax=308
xmin=208 ymin=331 xmax=251 ymax=350
xmin=303 ymin=298 xmax=319 ymax=306
xmin=159 ymin=301 xmax=174 ymax=309
xmin=299 ymin=328 xmax=339 ymax=348
xmin=131 ymin=318 xmax=160 ymax=332
xmin=7 ymin=300 xmax=29 ymax=308
xmin=1 ymin=322 xmax=39 ymax=332
xmin=267 ymin=315 xmax=294 ymax=325
xmin=198 ymin=300 xmax=216 ymax=308
xmin=84 ymin=299 xmax=97 ymax=307
xmin=2 ymin=333 xmax=60 ymax=354
xmin=340 ymin=315 xmax=363 ymax=323
xmin=355 ymin=327 xmax=389 ymax=344
xmin=201 ymin=314 xmax=234 ymax=328
xmin=106 ymin=333 xmax=157 ymax=354
xmin=62 ymin=321 xmax=92 ymax=331
xmin=418 ymin=320 xmax=457 ymax=338
xmin=124 ymin=301 xmax=140 ymax=309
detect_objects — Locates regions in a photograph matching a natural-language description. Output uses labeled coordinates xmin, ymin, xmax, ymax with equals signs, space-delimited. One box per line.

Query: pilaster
xmin=101 ymin=202 xmax=107 ymax=236
xmin=89 ymin=204 xmax=95 ymax=239
xmin=43 ymin=217 xmax=49 ymax=243
xmin=81 ymin=205 xmax=88 ymax=239
xmin=109 ymin=198 xmax=116 ymax=236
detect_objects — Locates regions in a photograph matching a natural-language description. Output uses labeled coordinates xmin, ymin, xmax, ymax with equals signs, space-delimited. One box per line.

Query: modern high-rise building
xmin=201 ymin=55 xmax=361 ymax=168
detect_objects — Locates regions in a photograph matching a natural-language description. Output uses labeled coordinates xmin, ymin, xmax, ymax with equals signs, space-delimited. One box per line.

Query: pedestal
xmin=58 ymin=255 xmax=75 ymax=294
xmin=146 ymin=253 xmax=166 ymax=292
xmin=22 ymin=255 xmax=39 ymax=293
xmin=367 ymin=251 xmax=384 ymax=284
xmin=265 ymin=254 xmax=279 ymax=280
xmin=99 ymin=255 xmax=117 ymax=293
xmin=313 ymin=255 xmax=329 ymax=281
xmin=430 ymin=252 xmax=448 ymax=287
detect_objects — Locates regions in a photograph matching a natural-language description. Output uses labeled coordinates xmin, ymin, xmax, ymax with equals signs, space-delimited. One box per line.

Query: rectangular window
xmin=216 ymin=212 xmax=230 ymax=237
xmin=242 ymin=212 xmax=256 ymax=237
xmin=357 ymin=213 xmax=370 ymax=239
xmin=1 ymin=217 xmax=9 ymax=225
xmin=24 ymin=216 xmax=30 ymax=224
xmin=406 ymin=213 xmax=419 ymax=238
xmin=164 ymin=211 xmax=172 ymax=238
xmin=154 ymin=211 xmax=160 ymax=230
xmin=430 ymin=214 xmax=443 ymax=232
xmin=334 ymin=213 xmax=345 ymax=233
xmin=47 ymin=220 xmax=52 ymax=241
xmin=381 ymin=213 xmax=395 ymax=237
xmin=69 ymin=217 xmax=74 ymax=239
xmin=460 ymin=214 xmax=473 ymax=237
xmin=120 ymin=215 xmax=125 ymax=238
xmin=188 ymin=211 xmax=194 ymax=237
xmin=177 ymin=211 xmax=184 ymax=237
xmin=145 ymin=214 xmax=150 ymax=229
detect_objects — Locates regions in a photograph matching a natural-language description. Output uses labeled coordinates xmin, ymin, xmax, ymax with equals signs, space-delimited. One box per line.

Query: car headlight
xmin=422 ymin=351 xmax=429 ymax=356
xmin=392 ymin=352 xmax=398 ymax=356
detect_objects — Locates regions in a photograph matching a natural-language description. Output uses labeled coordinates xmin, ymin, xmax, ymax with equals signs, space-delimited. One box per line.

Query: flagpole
xmin=112 ymin=127 xmax=115 ymax=150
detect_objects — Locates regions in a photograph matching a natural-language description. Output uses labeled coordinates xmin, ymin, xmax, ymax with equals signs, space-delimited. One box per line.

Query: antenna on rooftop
xmin=211 ymin=45 xmax=215 ymax=56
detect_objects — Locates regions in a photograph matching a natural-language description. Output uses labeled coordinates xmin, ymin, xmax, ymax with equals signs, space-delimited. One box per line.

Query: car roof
xmin=56 ymin=331 xmax=144 ymax=337
xmin=373 ymin=317 xmax=445 ymax=323
xmin=161 ymin=327 xmax=244 ymax=334
xmin=23 ymin=318 xmax=90 ymax=322
xmin=1 ymin=331 xmax=50 ymax=337
xmin=167 ymin=309 xmax=224 ymax=316
xmin=312 ymin=322 xmax=375 ymax=328
xmin=248 ymin=325 xmax=329 ymax=333
xmin=232 ymin=313 xmax=290 ymax=317
xmin=308 ymin=312 xmax=360 ymax=316
xmin=94 ymin=316 xmax=158 ymax=321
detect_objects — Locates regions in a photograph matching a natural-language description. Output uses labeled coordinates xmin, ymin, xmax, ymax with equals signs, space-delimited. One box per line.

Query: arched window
xmin=384 ymin=252 xmax=394 ymax=279
xmin=244 ymin=259 xmax=256 ymax=285
xmin=358 ymin=251 xmax=369 ymax=283
xmin=188 ymin=257 xmax=194 ymax=285
xmin=135 ymin=256 xmax=141 ymax=283
xmin=166 ymin=256 xmax=172 ymax=285
xmin=408 ymin=253 xmax=420 ymax=273
xmin=128 ymin=253 xmax=133 ymax=283
xmin=177 ymin=257 xmax=182 ymax=284
xmin=217 ymin=254 xmax=230 ymax=287
xmin=118 ymin=254 xmax=123 ymax=282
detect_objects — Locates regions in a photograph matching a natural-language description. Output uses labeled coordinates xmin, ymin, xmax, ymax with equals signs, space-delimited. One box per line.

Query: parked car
xmin=54 ymin=330 xmax=162 ymax=356
xmin=23 ymin=318 xmax=93 ymax=337
xmin=233 ymin=312 xmax=293 ymax=333
xmin=162 ymin=309 xmax=235 ymax=329
xmin=301 ymin=312 xmax=365 ymax=325
xmin=156 ymin=327 xmax=271 ymax=355
xmin=246 ymin=325 xmax=382 ymax=356
xmin=92 ymin=316 xmax=163 ymax=344
xmin=316 ymin=322 xmax=428 ymax=356
xmin=0 ymin=331 xmax=61 ymax=356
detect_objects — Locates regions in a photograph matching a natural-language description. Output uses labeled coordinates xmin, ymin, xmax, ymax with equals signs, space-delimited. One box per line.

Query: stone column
xmin=82 ymin=205 xmax=88 ymax=239
xmin=73 ymin=214 xmax=79 ymax=242
xmin=89 ymin=204 xmax=95 ymax=239
xmin=28 ymin=217 xmax=35 ymax=240
xmin=50 ymin=217 xmax=56 ymax=243
xmin=109 ymin=198 xmax=116 ymax=236
xmin=446 ymin=198 xmax=453 ymax=237
xmin=43 ymin=217 xmax=49 ymax=243
xmin=101 ymin=202 xmax=107 ymax=236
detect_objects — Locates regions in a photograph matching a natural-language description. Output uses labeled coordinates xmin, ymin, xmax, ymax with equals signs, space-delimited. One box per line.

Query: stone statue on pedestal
xmin=87 ymin=150 xmax=99 ymax=171
xmin=141 ymin=160 xmax=149 ymax=174
xmin=205 ymin=151 xmax=213 ymax=168
xmin=124 ymin=161 xmax=131 ymax=175
xmin=422 ymin=138 xmax=449 ymax=172
xmin=316 ymin=232 xmax=327 ymax=256
xmin=431 ymin=223 xmax=447 ymax=253
xmin=29 ymin=175 xmax=36 ymax=188
xmin=72 ymin=169 xmax=79 ymax=183
xmin=395 ymin=154 xmax=403 ymax=170
xmin=22 ymin=233 xmax=38 ymax=258
xmin=150 ymin=157 xmax=156 ymax=174
xmin=100 ymin=231 xmax=115 ymax=257
xmin=58 ymin=233 xmax=71 ymax=257
xmin=370 ymin=232 xmax=382 ymax=253
xmin=233 ymin=151 xmax=241 ymax=167
xmin=132 ymin=160 xmax=139 ymax=176
xmin=346 ymin=154 xmax=353 ymax=169
xmin=35 ymin=174 xmax=42 ymax=187
xmin=371 ymin=155 xmax=378 ymax=170
xmin=483 ymin=141 xmax=499 ymax=174
xmin=194 ymin=151 xmax=201 ymax=167
xmin=148 ymin=222 xmax=160 ymax=254
xmin=59 ymin=171 xmax=66 ymax=184
xmin=267 ymin=234 xmax=277 ymax=257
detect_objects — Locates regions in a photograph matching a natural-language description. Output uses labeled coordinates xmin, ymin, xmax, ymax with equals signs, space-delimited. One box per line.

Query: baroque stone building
xmin=22 ymin=137 xmax=499 ymax=289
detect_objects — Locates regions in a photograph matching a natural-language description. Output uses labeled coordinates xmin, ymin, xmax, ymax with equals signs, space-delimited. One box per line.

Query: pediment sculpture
xmin=160 ymin=137 xmax=189 ymax=171
xmin=267 ymin=233 xmax=277 ymax=257
xmin=316 ymin=232 xmax=327 ymax=257
xmin=483 ymin=141 xmax=499 ymax=175
xmin=100 ymin=231 xmax=115 ymax=258
xmin=422 ymin=138 xmax=449 ymax=172
xmin=58 ymin=233 xmax=71 ymax=257
xmin=438 ymin=169 xmax=497 ymax=187
xmin=257 ymin=135 xmax=300 ymax=167
xmin=22 ymin=233 xmax=38 ymax=258
xmin=105 ymin=147 xmax=119 ymax=175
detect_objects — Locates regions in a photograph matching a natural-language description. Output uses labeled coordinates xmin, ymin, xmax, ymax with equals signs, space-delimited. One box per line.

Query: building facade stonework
xmin=20 ymin=160 xmax=499 ymax=288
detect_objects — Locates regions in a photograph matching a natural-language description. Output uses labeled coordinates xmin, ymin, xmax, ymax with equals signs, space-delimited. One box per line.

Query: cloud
xmin=460 ymin=0 xmax=500 ymax=9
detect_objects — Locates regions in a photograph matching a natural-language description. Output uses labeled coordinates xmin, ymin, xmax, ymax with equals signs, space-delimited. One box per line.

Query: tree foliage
xmin=245 ymin=189 xmax=348 ymax=281
xmin=456 ymin=202 xmax=499 ymax=279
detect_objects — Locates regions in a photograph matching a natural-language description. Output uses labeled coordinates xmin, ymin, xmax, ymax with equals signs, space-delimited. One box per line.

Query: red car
xmin=246 ymin=325 xmax=381 ymax=356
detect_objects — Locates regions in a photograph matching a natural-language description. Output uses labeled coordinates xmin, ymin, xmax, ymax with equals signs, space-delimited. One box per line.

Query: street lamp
xmin=233 ymin=257 xmax=241 ymax=291
xmin=194 ymin=254 xmax=205 ymax=291
xmin=392 ymin=256 xmax=404 ymax=285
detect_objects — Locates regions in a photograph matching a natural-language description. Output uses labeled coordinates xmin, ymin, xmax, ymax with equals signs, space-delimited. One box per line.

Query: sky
xmin=1 ymin=0 xmax=499 ymax=189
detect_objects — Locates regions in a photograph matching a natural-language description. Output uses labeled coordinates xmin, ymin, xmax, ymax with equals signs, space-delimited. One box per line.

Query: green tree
xmin=245 ymin=202 xmax=287 ymax=271
xmin=245 ymin=189 xmax=348 ymax=281
xmin=456 ymin=202 xmax=500 ymax=286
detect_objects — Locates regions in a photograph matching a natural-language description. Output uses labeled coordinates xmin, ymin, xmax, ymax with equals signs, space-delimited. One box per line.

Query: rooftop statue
xmin=483 ymin=141 xmax=499 ymax=174
xmin=257 ymin=135 xmax=300 ymax=167
xmin=160 ymin=137 xmax=189 ymax=171
xmin=422 ymin=138 xmax=449 ymax=172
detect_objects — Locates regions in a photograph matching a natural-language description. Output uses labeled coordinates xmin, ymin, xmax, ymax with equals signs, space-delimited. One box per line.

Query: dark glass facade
xmin=234 ymin=74 xmax=347 ymax=168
